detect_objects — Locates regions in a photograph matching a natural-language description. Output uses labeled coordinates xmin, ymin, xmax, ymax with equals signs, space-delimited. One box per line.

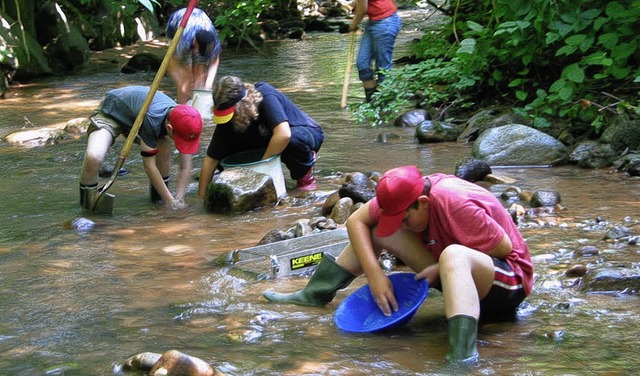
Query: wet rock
xmin=613 ymin=153 xmax=640 ymax=176
xmin=64 ymin=217 xmax=96 ymax=232
xmin=321 ymin=191 xmax=341 ymax=216
xmin=472 ymin=124 xmax=567 ymax=166
xmin=530 ymin=190 xmax=561 ymax=207
xmin=581 ymin=267 xmax=640 ymax=292
xmin=338 ymin=182 xmax=375 ymax=204
xmin=122 ymin=352 xmax=162 ymax=372
xmin=344 ymin=171 xmax=369 ymax=185
xmin=311 ymin=216 xmax=338 ymax=230
xmin=287 ymin=27 xmax=306 ymax=40
xmin=330 ymin=197 xmax=354 ymax=225
xmin=204 ymin=168 xmax=278 ymax=214
xmin=294 ymin=219 xmax=313 ymax=237
xmin=256 ymin=229 xmax=292 ymax=245
xmin=457 ymin=109 xmax=499 ymax=142
xmin=394 ymin=108 xmax=430 ymax=128
xmin=63 ymin=117 xmax=90 ymax=135
xmin=455 ymin=158 xmax=492 ymax=182
xmin=121 ymin=52 xmax=161 ymax=74
xmin=599 ymin=116 xmax=640 ymax=153
xmin=568 ymin=140 xmax=617 ymax=168
xmin=518 ymin=190 xmax=534 ymax=203
xmin=604 ymin=225 xmax=633 ymax=240
xmin=565 ymin=264 xmax=588 ymax=277
xmin=415 ymin=120 xmax=461 ymax=143
xmin=574 ymin=245 xmax=599 ymax=257
xmin=500 ymin=186 xmax=521 ymax=200
xmin=484 ymin=173 xmax=517 ymax=184
xmin=4 ymin=127 xmax=64 ymax=147
xmin=148 ymin=349 xmax=216 ymax=376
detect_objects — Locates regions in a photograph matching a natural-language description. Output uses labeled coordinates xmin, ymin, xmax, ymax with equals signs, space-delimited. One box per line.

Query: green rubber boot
xmin=263 ymin=254 xmax=356 ymax=307
xmin=445 ymin=315 xmax=479 ymax=364
xmin=79 ymin=183 xmax=98 ymax=210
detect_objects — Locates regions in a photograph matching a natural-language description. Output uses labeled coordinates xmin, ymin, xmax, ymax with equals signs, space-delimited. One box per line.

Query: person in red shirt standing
xmin=348 ymin=0 xmax=402 ymax=102
xmin=264 ymin=166 xmax=534 ymax=365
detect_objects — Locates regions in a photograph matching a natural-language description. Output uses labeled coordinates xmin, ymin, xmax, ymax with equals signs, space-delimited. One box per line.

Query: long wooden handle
xmin=340 ymin=32 xmax=356 ymax=109
xmin=93 ymin=0 xmax=199 ymax=211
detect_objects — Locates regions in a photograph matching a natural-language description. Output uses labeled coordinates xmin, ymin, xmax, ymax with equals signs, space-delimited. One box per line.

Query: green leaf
xmin=563 ymin=64 xmax=585 ymax=83
xmin=594 ymin=17 xmax=609 ymax=30
xmin=582 ymin=52 xmax=613 ymax=66
xmin=516 ymin=90 xmax=528 ymax=101
xmin=611 ymin=42 xmax=637 ymax=60
xmin=556 ymin=45 xmax=577 ymax=56
xmin=565 ymin=34 xmax=586 ymax=46
xmin=551 ymin=21 xmax=573 ymax=37
xmin=558 ymin=86 xmax=573 ymax=101
xmin=457 ymin=38 xmax=476 ymax=54
xmin=598 ymin=33 xmax=619 ymax=50
xmin=466 ymin=21 xmax=484 ymax=32
xmin=549 ymin=79 xmax=566 ymax=93
xmin=579 ymin=36 xmax=594 ymax=52
xmin=609 ymin=65 xmax=631 ymax=79
xmin=545 ymin=32 xmax=560 ymax=45
xmin=605 ymin=2 xmax=626 ymax=18
xmin=580 ymin=9 xmax=601 ymax=20
xmin=509 ymin=78 xmax=523 ymax=87
xmin=533 ymin=117 xmax=552 ymax=128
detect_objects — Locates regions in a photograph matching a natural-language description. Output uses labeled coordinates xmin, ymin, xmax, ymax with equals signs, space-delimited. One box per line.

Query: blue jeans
xmin=357 ymin=12 xmax=402 ymax=84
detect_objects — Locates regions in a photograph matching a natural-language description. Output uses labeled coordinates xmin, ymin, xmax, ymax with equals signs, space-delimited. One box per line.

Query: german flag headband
xmin=213 ymin=87 xmax=247 ymax=124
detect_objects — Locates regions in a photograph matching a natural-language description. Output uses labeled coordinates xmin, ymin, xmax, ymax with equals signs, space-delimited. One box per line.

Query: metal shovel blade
xmin=87 ymin=192 xmax=115 ymax=215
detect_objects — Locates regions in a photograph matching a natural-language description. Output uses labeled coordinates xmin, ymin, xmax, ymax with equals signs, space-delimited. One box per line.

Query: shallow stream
xmin=1 ymin=10 xmax=639 ymax=376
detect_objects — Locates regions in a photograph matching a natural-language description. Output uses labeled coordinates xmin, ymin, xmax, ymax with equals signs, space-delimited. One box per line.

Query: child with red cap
xmin=263 ymin=165 xmax=534 ymax=365
xmin=79 ymin=85 xmax=202 ymax=210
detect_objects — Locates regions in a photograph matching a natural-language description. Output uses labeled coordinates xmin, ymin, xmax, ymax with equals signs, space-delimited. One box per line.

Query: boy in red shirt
xmin=264 ymin=166 xmax=534 ymax=364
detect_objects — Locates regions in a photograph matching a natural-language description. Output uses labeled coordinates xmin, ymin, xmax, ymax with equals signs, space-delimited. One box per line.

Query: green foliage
xmin=214 ymin=0 xmax=274 ymax=45
xmin=357 ymin=0 xmax=640 ymax=132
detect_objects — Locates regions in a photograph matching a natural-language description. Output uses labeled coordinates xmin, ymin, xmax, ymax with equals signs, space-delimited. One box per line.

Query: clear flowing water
xmin=1 ymin=10 xmax=640 ymax=376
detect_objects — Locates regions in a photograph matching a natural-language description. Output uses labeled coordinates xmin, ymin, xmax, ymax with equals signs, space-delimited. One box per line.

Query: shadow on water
xmin=1 ymin=9 xmax=640 ymax=376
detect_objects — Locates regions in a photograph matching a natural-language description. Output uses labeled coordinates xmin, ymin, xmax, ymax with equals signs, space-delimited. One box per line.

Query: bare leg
xmin=80 ymin=129 xmax=114 ymax=186
xmin=439 ymin=245 xmax=495 ymax=319
xmin=167 ymin=56 xmax=194 ymax=104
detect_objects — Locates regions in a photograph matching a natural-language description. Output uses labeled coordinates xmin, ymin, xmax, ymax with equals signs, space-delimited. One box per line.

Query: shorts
xmin=175 ymin=51 xmax=211 ymax=67
xmin=88 ymin=111 xmax=140 ymax=145
xmin=479 ymin=258 xmax=527 ymax=322
xmin=429 ymin=257 xmax=526 ymax=323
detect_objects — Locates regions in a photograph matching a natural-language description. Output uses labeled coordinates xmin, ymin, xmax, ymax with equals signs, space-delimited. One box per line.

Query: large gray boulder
xmin=204 ymin=168 xmax=278 ymax=214
xmin=472 ymin=124 xmax=567 ymax=166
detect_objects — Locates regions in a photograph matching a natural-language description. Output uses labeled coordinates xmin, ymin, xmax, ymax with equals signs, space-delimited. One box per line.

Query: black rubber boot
xmin=263 ymin=254 xmax=356 ymax=307
xmin=364 ymin=87 xmax=377 ymax=102
xmin=150 ymin=176 xmax=170 ymax=204
xmin=79 ymin=183 xmax=98 ymax=210
xmin=445 ymin=315 xmax=479 ymax=364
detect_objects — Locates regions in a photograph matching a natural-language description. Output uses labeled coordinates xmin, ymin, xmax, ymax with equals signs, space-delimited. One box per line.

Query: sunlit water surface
xmin=1 ymin=10 xmax=639 ymax=376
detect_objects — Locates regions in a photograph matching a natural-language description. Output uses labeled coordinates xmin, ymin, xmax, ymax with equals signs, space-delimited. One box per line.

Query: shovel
xmin=91 ymin=0 xmax=199 ymax=214
xmin=340 ymin=31 xmax=356 ymax=109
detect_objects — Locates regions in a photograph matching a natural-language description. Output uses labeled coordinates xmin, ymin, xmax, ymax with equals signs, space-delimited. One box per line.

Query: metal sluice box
xmin=215 ymin=228 xmax=349 ymax=280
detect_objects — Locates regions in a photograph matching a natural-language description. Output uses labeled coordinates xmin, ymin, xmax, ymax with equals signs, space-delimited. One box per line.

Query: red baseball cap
xmin=168 ymin=104 xmax=202 ymax=154
xmin=375 ymin=166 xmax=425 ymax=237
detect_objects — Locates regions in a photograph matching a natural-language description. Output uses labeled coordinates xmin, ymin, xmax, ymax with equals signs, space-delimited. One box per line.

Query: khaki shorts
xmin=88 ymin=111 xmax=140 ymax=145
xmin=175 ymin=51 xmax=211 ymax=66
